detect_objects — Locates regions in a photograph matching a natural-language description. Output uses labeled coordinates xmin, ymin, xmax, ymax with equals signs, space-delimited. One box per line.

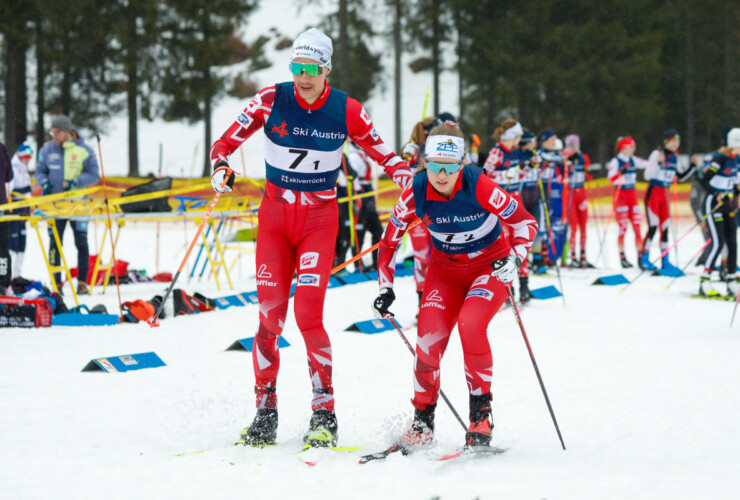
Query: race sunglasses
xmin=426 ymin=161 xmax=463 ymax=175
xmin=289 ymin=61 xmax=327 ymax=76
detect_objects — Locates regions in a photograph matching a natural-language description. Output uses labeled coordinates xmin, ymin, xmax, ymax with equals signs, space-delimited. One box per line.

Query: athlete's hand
xmin=372 ymin=288 xmax=396 ymax=318
xmin=211 ymin=163 xmax=235 ymax=193
xmin=505 ymin=166 xmax=521 ymax=181
xmin=491 ymin=256 xmax=521 ymax=284
xmin=392 ymin=171 xmax=412 ymax=190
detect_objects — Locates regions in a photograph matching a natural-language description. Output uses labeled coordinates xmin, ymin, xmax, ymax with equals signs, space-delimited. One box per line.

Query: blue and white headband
xmin=425 ymin=135 xmax=466 ymax=162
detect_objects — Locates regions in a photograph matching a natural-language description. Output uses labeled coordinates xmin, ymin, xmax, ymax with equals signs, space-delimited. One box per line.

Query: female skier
xmin=372 ymin=122 xmax=538 ymax=450
xmin=607 ymin=136 xmax=648 ymax=268
xmin=562 ymin=134 xmax=593 ymax=268
xmin=209 ymin=28 xmax=411 ymax=447
xmin=640 ymin=129 xmax=694 ymax=275
xmin=482 ymin=119 xmax=533 ymax=301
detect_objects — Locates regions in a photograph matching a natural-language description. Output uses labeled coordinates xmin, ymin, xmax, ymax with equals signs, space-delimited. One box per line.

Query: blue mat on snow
xmin=345 ymin=318 xmax=400 ymax=334
xmin=592 ymin=274 xmax=630 ymax=286
xmin=530 ymin=285 xmax=563 ymax=300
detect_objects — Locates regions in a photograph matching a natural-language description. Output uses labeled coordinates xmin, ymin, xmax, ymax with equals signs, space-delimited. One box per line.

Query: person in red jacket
xmin=372 ymin=122 xmax=537 ymax=451
xmin=563 ymin=134 xmax=593 ymax=268
xmin=209 ymin=28 xmax=411 ymax=447
xmin=608 ymin=136 xmax=648 ymax=268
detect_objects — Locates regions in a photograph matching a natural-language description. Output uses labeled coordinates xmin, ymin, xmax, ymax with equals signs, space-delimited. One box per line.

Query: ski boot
xmin=303 ymin=409 xmax=338 ymax=447
xmin=620 ymin=253 xmax=634 ymax=269
xmin=580 ymin=253 xmax=595 ymax=269
xmin=395 ymin=402 xmax=436 ymax=454
xmin=726 ymin=276 xmax=739 ymax=297
xmin=568 ymin=254 xmax=580 ymax=269
xmin=638 ymin=252 xmax=656 ymax=271
xmin=519 ymin=276 xmax=533 ymax=304
xmin=698 ymin=275 xmax=721 ymax=297
xmin=661 ymin=256 xmax=684 ymax=278
xmin=465 ymin=393 xmax=493 ymax=447
xmin=238 ymin=408 xmax=278 ymax=446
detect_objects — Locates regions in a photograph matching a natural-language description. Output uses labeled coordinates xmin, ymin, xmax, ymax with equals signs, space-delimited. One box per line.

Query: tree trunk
xmin=4 ymin=35 xmax=28 ymax=152
xmin=455 ymin=9 xmax=463 ymax=126
xmin=126 ymin=10 xmax=140 ymax=177
xmin=338 ymin=0 xmax=350 ymax=94
xmin=392 ymin=0 xmax=402 ymax=152
xmin=61 ymin=32 xmax=72 ymax=116
xmin=203 ymin=91 xmax=212 ymax=177
xmin=684 ymin=0 xmax=695 ymax=154
xmin=35 ymin=20 xmax=46 ymax=153
xmin=431 ymin=13 xmax=440 ymax=116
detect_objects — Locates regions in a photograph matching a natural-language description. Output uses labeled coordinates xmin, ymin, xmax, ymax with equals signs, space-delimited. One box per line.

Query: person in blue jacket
xmin=35 ymin=115 xmax=100 ymax=294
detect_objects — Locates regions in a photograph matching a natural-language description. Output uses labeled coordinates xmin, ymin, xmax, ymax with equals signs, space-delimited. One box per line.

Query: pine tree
xmin=159 ymin=0 xmax=258 ymax=176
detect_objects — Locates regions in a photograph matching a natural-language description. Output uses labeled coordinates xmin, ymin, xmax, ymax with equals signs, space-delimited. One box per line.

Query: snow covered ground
xmin=2 ymin=221 xmax=739 ymax=500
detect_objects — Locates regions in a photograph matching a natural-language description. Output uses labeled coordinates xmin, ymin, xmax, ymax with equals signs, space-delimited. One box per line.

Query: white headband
xmin=425 ymin=135 xmax=465 ymax=161
xmin=500 ymin=122 xmax=523 ymax=140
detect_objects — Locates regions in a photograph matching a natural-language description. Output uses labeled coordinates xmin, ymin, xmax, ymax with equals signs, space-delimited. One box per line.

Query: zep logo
xmin=300 ymin=252 xmax=319 ymax=270
xmin=436 ymin=139 xmax=459 ymax=153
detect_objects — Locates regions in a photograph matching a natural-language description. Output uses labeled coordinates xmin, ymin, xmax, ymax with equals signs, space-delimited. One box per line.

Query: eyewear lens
xmin=427 ymin=161 xmax=462 ymax=175
xmin=289 ymin=62 xmax=323 ymax=76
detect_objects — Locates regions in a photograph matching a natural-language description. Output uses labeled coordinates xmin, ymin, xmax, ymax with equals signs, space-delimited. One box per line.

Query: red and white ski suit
xmin=377 ymin=168 xmax=537 ymax=407
xmin=211 ymin=82 xmax=411 ymax=411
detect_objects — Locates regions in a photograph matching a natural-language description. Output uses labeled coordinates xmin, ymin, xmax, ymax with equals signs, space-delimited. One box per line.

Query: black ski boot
xmin=396 ymin=402 xmax=436 ymax=453
xmin=620 ymin=252 xmax=633 ymax=268
xmin=580 ymin=252 xmax=595 ymax=269
xmin=238 ymin=408 xmax=278 ymax=446
xmin=303 ymin=409 xmax=338 ymax=447
xmin=465 ymin=393 xmax=493 ymax=447
xmin=519 ymin=276 xmax=533 ymax=304
xmin=568 ymin=254 xmax=580 ymax=269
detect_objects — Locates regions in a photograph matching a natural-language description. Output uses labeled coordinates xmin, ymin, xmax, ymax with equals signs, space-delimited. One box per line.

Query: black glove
xmin=372 ymin=288 xmax=395 ymax=318
xmin=491 ymin=256 xmax=521 ymax=284
xmin=211 ymin=162 xmax=236 ymax=193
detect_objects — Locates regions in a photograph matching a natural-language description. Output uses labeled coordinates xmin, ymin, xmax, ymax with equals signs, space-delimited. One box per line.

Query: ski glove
xmin=211 ymin=163 xmax=235 ymax=193
xmin=491 ymin=256 xmax=521 ymax=284
xmin=372 ymin=288 xmax=396 ymax=318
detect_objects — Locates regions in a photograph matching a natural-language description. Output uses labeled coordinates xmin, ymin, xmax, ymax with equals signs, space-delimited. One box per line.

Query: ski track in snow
xmin=1 ymin=222 xmax=739 ymax=500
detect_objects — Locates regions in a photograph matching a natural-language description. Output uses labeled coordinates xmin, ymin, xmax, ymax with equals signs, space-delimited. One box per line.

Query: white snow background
xmin=2 ymin=1 xmax=739 ymax=499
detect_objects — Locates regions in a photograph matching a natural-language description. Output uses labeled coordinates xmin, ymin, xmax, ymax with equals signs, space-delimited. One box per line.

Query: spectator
xmin=7 ymin=142 xmax=33 ymax=277
xmin=35 ymin=115 xmax=100 ymax=294
xmin=0 ymin=142 xmax=14 ymax=292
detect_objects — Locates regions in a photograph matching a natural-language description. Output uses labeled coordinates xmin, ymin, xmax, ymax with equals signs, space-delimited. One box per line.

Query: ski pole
xmin=331 ymin=219 xmax=421 ymax=275
xmin=387 ymin=316 xmax=467 ymax=431
xmin=505 ymin=285 xmax=566 ymax=450
xmin=596 ymin=182 xmax=622 ymax=266
xmin=538 ymin=176 xmax=567 ymax=308
xmin=621 ymin=201 xmax=722 ymax=292
xmin=672 ymin=176 xmax=680 ymax=264
xmin=341 ymin=145 xmax=362 ymax=272
xmin=147 ymin=177 xmax=229 ymax=327
xmin=95 ymin=135 xmax=124 ymax=322
xmin=665 ymin=238 xmax=711 ymax=291
xmin=730 ymin=275 xmax=740 ymax=328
